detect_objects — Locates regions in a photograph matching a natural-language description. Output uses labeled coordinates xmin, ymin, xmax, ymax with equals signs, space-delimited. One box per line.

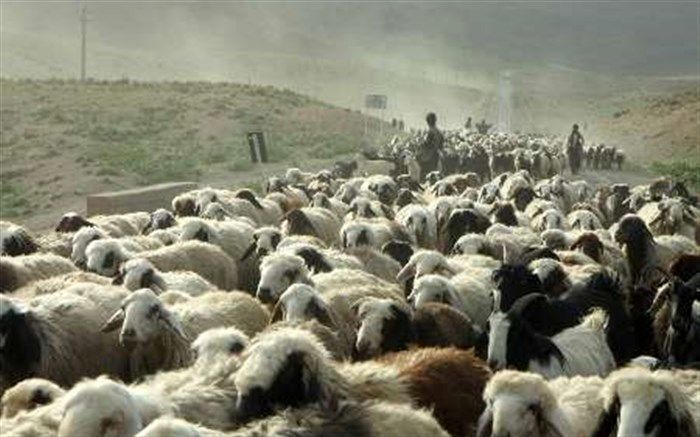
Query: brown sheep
xmin=379 ymin=347 xmax=491 ymax=437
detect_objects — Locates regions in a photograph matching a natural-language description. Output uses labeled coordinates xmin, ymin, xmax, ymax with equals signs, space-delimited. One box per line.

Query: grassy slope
xmin=0 ymin=79 xmax=395 ymax=224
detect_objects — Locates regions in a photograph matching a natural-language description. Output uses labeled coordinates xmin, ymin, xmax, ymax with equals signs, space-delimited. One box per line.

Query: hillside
xmin=591 ymin=87 xmax=699 ymax=163
xmin=0 ymin=79 xmax=395 ymax=228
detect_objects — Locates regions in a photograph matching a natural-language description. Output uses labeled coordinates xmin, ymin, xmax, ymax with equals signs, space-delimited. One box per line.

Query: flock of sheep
xmin=0 ymin=131 xmax=698 ymax=437
xmin=379 ymin=130 xmax=626 ymax=182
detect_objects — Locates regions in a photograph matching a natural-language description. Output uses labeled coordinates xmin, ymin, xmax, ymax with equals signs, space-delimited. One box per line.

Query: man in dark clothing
xmin=465 ymin=116 xmax=472 ymax=129
xmin=567 ymin=124 xmax=584 ymax=175
xmin=476 ymin=119 xmax=492 ymax=134
xmin=417 ymin=112 xmax=444 ymax=182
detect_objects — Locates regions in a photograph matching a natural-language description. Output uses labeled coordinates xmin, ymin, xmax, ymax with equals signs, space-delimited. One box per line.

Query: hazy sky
xmin=2 ymin=1 xmax=699 ymax=76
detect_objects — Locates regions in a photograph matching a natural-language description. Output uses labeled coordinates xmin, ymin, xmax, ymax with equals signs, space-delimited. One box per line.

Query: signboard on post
xmin=365 ymin=94 xmax=387 ymax=110
xmin=247 ymin=131 xmax=268 ymax=163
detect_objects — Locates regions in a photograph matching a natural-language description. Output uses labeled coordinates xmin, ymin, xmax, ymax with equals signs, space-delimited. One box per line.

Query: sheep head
xmin=257 ymin=254 xmax=312 ymax=304
xmin=191 ymin=327 xmax=250 ymax=364
xmin=234 ymin=327 xmax=335 ymax=422
xmin=478 ymin=370 xmax=572 ymax=437
xmin=85 ymin=239 xmax=129 ymax=277
xmin=593 ymin=368 xmax=697 ymax=437
xmin=353 ymin=297 xmax=413 ymax=360
xmin=58 ymin=377 xmax=145 ymax=437
xmin=270 ymin=284 xmax=335 ymax=329
xmin=101 ymin=289 xmax=187 ymax=350
xmin=113 ymin=258 xmax=167 ymax=292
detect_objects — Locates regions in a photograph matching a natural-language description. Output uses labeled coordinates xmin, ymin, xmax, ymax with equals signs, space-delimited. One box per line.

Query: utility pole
xmin=80 ymin=4 xmax=87 ymax=81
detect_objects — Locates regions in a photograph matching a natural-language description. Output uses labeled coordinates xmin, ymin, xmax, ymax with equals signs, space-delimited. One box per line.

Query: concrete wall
xmin=87 ymin=182 xmax=197 ymax=215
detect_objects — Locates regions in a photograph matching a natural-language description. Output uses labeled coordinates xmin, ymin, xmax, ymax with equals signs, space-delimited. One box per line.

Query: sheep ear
xmin=591 ymin=396 xmax=620 ymax=437
xmin=380 ymin=204 xmax=395 ymax=220
xmin=475 ymin=406 xmax=493 ymax=437
xmin=240 ymin=241 xmax=257 ymax=261
xmin=160 ymin=310 xmax=188 ymax=341
xmin=269 ymin=301 xmax=285 ymax=324
xmin=648 ymin=285 xmax=671 ymax=315
xmin=101 ymin=309 xmax=125 ymax=333
xmin=396 ymin=262 xmax=416 ymax=283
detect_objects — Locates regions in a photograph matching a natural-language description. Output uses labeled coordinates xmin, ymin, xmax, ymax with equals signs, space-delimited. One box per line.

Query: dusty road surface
xmin=575 ymin=167 xmax=657 ymax=189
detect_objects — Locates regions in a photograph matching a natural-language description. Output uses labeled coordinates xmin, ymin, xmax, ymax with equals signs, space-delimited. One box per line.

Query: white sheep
xmin=567 ymin=209 xmax=603 ymax=231
xmin=256 ymin=252 xmax=402 ymax=304
xmin=479 ymin=370 xmax=604 ymax=437
xmin=395 ymin=204 xmax=438 ymax=249
xmin=270 ymin=283 xmax=357 ymax=357
xmin=1 ymin=378 xmax=65 ymax=419
xmin=114 ymin=258 xmax=217 ymax=296
xmin=594 ymin=367 xmax=700 ymax=436
xmin=311 ymin=191 xmax=350 ymax=218
xmin=178 ymin=217 xmax=256 ymax=290
xmin=190 ymin=327 xmax=250 ymax=365
xmin=282 ymin=207 xmax=342 ymax=246
xmin=346 ymin=196 xmax=393 ymax=220
xmin=85 ymin=239 xmax=238 ymax=290
xmin=638 ymin=198 xmax=698 ymax=240
xmin=0 ymin=286 xmax=130 ymax=394
xmin=101 ymin=288 xmax=268 ymax=378
xmin=408 ymin=273 xmax=493 ymax=328
xmin=397 ymin=249 xmax=498 ymax=283
xmin=136 ymin=400 xmax=450 ymax=437
xmin=0 ymin=253 xmax=77 ymax=293
xmin=345 ymin=245 xmax=403 ymax=285
xmin=11 ymin=271 xmax=111 ymax=298
xmin=340 ymin=218 xmax=411 ymax=250
xmin=531 ymin=208 xmax=568 ymax=232
xmin=70 ymin=226 xmax=164 ymax=267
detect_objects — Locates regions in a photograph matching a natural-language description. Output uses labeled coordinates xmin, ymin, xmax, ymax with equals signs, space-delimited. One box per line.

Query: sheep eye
xmin=229 ymin=342 xmax=245 ymax=354
xmin=147 ymin=304 xmax=159 ymax=318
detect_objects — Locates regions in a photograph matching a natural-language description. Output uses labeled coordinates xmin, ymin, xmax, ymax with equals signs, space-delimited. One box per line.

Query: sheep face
xmin=0 ymin=226 xmax=39 ymax=257
xmin=452 ymin=234 xmax=487 ymax=256
xmin=479 ymin=371 xmax=568 ymax=437
xmin=492 ymin=264 xmax=543 ymax=311
xmin=403 ymin=208 xmax=430 ymax=245
xmin=340 ymin=223 xmax=374 ymax=249
xmin=200 ymin=202 xmax=231 ymax=221
xmin=242 ymin=228 xmax=282 ymax=260
xmin=85 ymin=240 xmax=127 ymax=277
xmin=179 ymin=219 xmax=215 ymax=245
xmin=55 ymin=212 xmax=95 ymax=233
xmin=614 ymin=214 xmax=653 ymax=246
xmin=478 ymin=184 xmax=500 ymax=204
xmin=397 ymin=251 xmax=456 ymax=283
xmin=408 ymin=275 xmax=461 ymax=311
xmin=0 ymin=299 xmax=41 ymax=391
xmin=271 ymin=284 xmax=333 ymax=327
xmin=539 ymin=209 xmax=566 ymax=231
xmin=595 ymin=375 xmax=695 ymax=437
xmin=257 ymin=255 xmax=310 ymax=304
xmin=113 ymin=258 xmax=165 ymax=292
xmin=348 ymin=197 xmax=376 ymax=219
xmin=234 ymin=329 xmax=329 ymax=422
xmin=191 ymin=327 xmax=249 ymax=363
xmin=58 ymin=378 xmax=143 ymax=437
xmin=101 ymin=289 xmax=186 ymax=349
xmin=1 ymin=378 xmax=64 ymax=419
xmin=71 ymin=226 xmax=107 ymax=267
xmin=354 ymin=298 xmax=412 ymax=359
xmin=142 ymin=209 xmax=176 ymax=234
xmin=662 ymin=280 xmax=700 ymax=364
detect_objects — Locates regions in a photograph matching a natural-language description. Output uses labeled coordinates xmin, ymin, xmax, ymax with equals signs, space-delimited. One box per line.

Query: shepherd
xmin=417 ymin=112 xmax=444 ymax=182
xmin=567 ymin=123 xmax=584 ymax=175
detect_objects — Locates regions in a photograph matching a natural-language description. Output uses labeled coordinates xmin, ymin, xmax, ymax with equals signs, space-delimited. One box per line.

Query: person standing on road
xmin=567 ymin=123 xmax=584 ymax=175
xmin=417 ymin=112 xmax=444 ymax=182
